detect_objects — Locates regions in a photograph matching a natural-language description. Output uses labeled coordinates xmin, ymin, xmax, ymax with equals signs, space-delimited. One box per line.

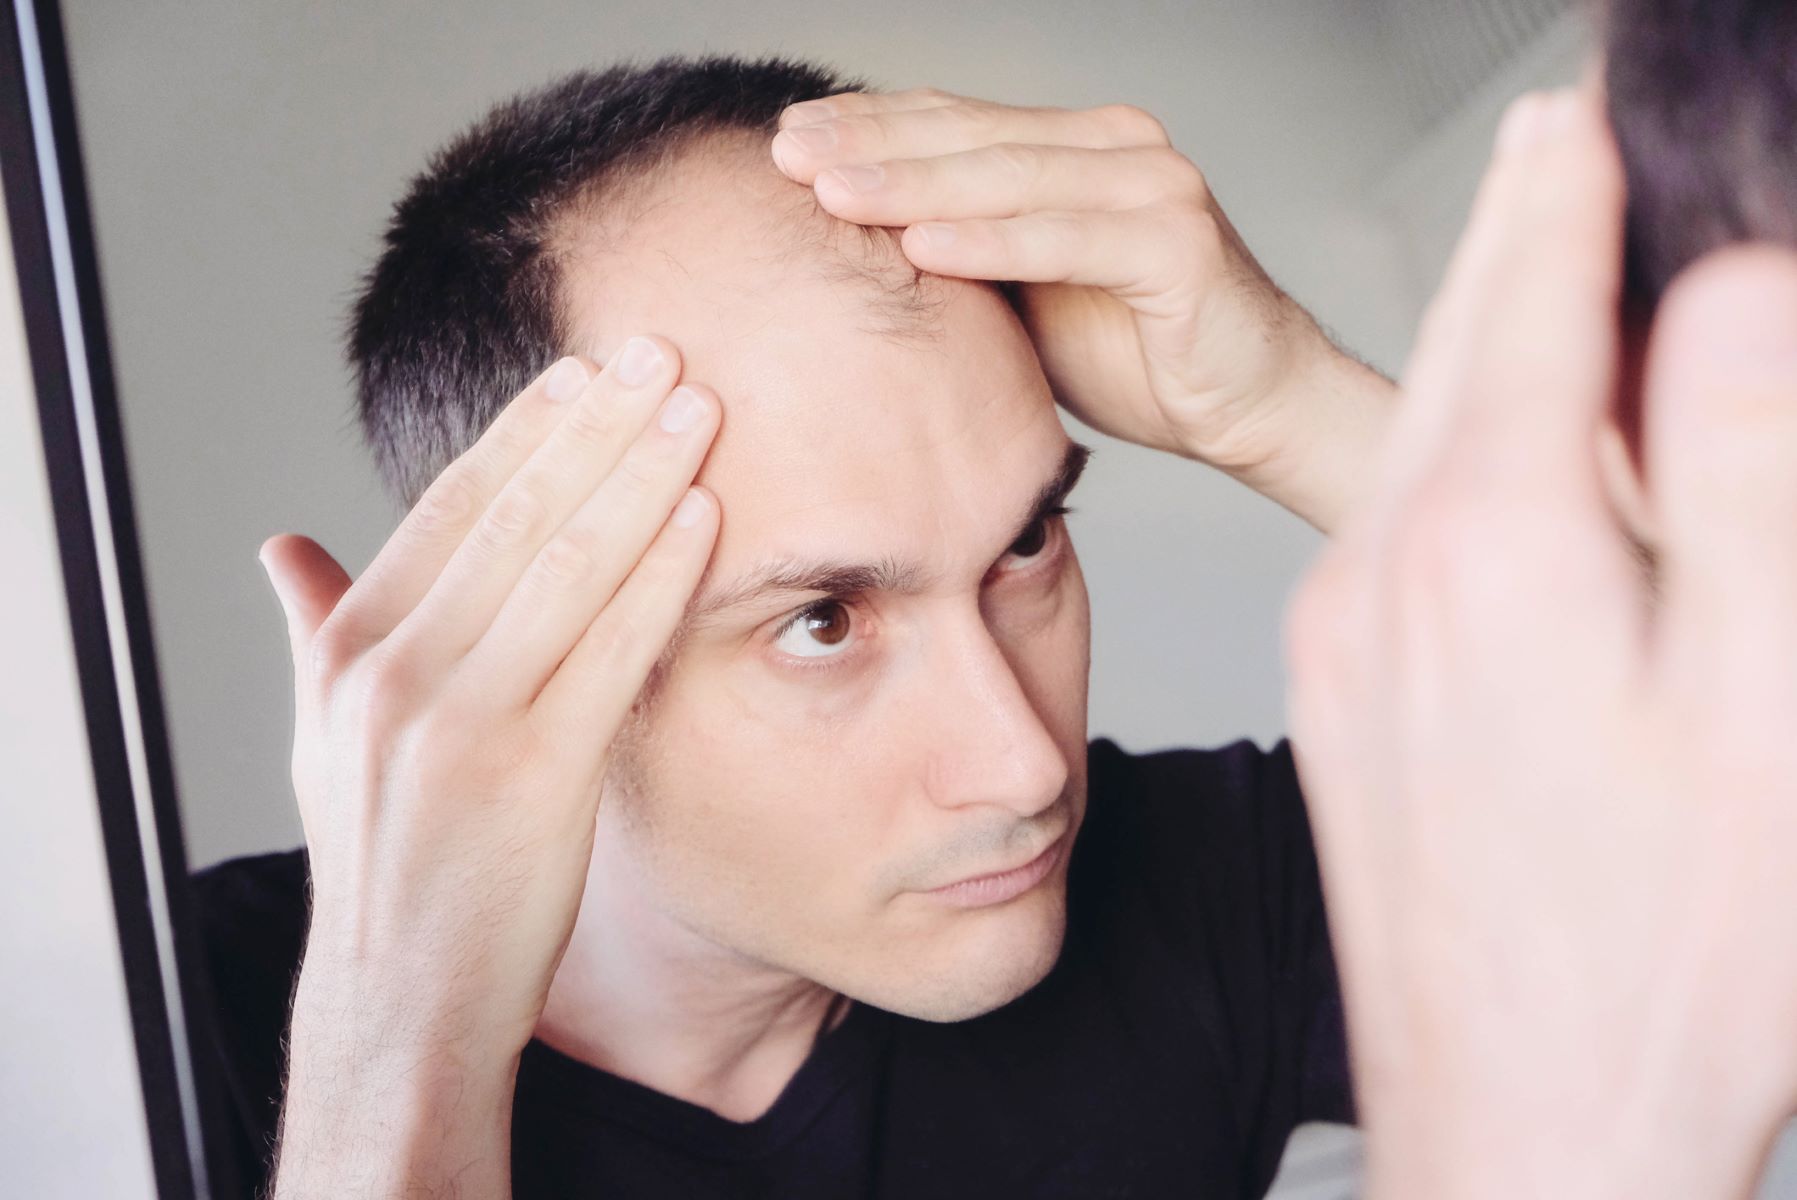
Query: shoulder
xmin=188 ymin=847 xmax=311 ymax=1187
xmin=1070 ymin=733 xmax=1324 ymax=1045
xmin=1073 ymin=736 xmax=1353 ymax=1131
xmin=191 ymin=846 xmax=310 ymax=918
xmin=1078 ymin=734 xmax=1310 ymax=885
xmin=190 ymin=847 xmax=311 ymax=980
xmin=189 ymin=846 xmax=311 ymax=1053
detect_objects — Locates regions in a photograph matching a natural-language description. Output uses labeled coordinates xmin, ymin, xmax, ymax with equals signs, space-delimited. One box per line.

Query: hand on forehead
xmin=551 ymin=132 xmax=1066 ymax=593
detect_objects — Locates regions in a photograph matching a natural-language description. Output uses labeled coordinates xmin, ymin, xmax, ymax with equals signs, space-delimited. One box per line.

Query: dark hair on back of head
xmin=1606 ymin=0 xmax=1797 ymax=318
xmin=346 ymin=54 xmax=875 ymax=508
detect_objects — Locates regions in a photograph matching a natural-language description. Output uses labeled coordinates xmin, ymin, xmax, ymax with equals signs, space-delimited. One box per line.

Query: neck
xmin=533 ymin=824 xmax=842 ymax=1123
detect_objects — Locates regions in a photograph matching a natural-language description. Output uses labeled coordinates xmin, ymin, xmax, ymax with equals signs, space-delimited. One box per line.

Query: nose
xmin=917 ymin=607 xmax=1070 ymax=819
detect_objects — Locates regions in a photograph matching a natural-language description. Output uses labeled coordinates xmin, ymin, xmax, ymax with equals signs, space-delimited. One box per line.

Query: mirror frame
xmin=1 ymin=1 xmax=241 ymax=1194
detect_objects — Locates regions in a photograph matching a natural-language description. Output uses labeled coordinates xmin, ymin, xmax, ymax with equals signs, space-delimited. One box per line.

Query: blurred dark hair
xmin=1607 ymin=0 xmax=1797 ymax=316
xmin=347 ymin=53 xmax=914 ymax=508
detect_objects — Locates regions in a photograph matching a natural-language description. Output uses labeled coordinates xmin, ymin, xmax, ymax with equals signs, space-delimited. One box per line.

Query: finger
xmin=893 ymin=207 xmax=1191 ymax=295
xmin=1384 ymin=86 xmax=1626 ymax=510
xmin=457 ymin=383 xmax=722 ymax=709
xmin=325 ymin=355 xmax=594 ymax=649
xmin=778 ymin=86 xmax=961 ymax=130
xmin=811 ymin=142 xmax=1198 ymax=224
xmin=386 ymin=335 xmax=685 ymax=671
xmin=772 ymin=100 xmax=1167 ymax=184
xmin=529 ymin=486 xmax=721 ymax=761
xmin=259 ymin=533 xmax=353 ymax=654
xmin=1646 ymin=245 xmax=1797 ymax=671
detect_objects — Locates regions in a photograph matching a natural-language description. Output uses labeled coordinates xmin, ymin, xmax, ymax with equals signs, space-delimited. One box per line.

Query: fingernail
xmin=783 ymin=101 xmax=835 ymax=127
xmin=822 ymin=163 xmax=885 ymax=193
xmin=781 ymin=124 xmax=837 ymax=155
xmin=659 ymin=385 xmax=708 ymax=433
xmin=911 ymin=222 xmax=958 ymax=250
xmin=612 ymin=337 xmax=664 ymax=387
xmin=545 ymin=356 xmax=589 ymax=402
xmin=672 ymin=488 xmax=709 ymax=529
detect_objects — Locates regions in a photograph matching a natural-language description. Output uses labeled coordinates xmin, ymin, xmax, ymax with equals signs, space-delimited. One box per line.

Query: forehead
xmin=556 ymin=134 xmax=1068 ymax=591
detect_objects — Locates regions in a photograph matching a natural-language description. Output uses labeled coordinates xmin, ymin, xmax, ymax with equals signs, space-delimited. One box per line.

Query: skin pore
xmin=530 ymin=132 xmax=1096 ymax=1121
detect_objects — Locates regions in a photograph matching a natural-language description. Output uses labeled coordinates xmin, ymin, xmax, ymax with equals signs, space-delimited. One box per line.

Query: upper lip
xmin=927 ymin=826 xmax=1066 ymax=892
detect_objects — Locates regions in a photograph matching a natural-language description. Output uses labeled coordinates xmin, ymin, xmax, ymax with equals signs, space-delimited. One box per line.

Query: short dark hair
xmin=1607 ymin=0 xmax=1797 ymax=317
xmin=347 ymin=53 xmax=945 ymax=508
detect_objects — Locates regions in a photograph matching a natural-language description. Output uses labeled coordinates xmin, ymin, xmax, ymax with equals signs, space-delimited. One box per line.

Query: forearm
xmin=272 ymin=968 xmax=522 ymax=1199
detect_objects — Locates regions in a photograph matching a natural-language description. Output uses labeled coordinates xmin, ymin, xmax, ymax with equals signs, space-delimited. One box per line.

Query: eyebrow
xmin=677 ymin=439 xmax=1093 ymax=636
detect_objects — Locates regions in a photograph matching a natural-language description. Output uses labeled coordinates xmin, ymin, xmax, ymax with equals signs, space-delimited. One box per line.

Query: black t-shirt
xmin=190 ymin=736 xmax=1353 ymax=1198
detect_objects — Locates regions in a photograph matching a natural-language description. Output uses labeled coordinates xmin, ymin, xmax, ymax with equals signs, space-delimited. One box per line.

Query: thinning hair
xmin=347 ymin=53 xmax=950 ymax=509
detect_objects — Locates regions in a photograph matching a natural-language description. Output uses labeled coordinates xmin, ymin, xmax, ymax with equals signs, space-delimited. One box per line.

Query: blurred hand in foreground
xmin=1285 ymin=86 xmax=1797 ymax=1200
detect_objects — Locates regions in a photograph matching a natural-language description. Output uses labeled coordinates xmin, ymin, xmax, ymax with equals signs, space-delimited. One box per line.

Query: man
xmin=200 ymin=17 xmax=1797 ymax=1196
xmin=201 ymin=53 xmax=1392 ymax=1198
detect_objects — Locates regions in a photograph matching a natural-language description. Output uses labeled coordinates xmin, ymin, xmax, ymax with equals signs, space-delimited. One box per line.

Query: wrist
xmin=298 ymin=901 xmax=547 ymax=1052
xmin=1177 ymin=329 xmax=1395 ymax=534
xmin=275 ymin=983 xmax=522 ymax=1198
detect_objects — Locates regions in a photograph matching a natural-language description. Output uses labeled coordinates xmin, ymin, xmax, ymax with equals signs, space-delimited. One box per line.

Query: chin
xmin=856 ymin=880 xmax=1070 ymax=1024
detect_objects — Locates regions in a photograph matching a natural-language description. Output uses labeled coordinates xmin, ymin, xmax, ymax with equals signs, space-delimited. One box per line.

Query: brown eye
xmin=802 ymin=601 xmax=850 ymax=645
xmin=773 ymin=599 xmax=858 ymax=660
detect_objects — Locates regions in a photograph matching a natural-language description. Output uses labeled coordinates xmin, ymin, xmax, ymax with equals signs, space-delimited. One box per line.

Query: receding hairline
xmin=544 ymin=126 xmax=960 ymax=351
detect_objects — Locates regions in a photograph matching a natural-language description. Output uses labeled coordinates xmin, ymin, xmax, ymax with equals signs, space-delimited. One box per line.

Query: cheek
xmin=622 ymin=667 xmax=903 ymax=923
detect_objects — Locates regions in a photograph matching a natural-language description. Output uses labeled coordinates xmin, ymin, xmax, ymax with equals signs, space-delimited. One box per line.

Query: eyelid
xmin=995 ymin=505 xmax=1074 ymax=573
xmin=771 ymin=596 xmax=841 ymax=639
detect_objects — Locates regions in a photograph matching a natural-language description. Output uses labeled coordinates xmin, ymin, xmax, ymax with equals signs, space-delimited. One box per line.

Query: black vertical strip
xmin=1 ymin=1 xmax=238 ymax=1195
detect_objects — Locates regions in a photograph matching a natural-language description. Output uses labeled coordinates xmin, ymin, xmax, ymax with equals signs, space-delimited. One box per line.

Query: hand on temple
xmin=770 ymin=85 xmax=1395 ymax=533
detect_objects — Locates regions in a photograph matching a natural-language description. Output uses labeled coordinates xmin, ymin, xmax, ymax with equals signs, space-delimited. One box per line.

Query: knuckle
xmin=827 ymin=113 xmax=874 ymax=153
xmin=988 ymin=141 xmax=1045 ymax=186
xmin=1032 ymin=210 xmax=1085 ymax=246
xmin=303 ymin=622 xmax=356 ymax=690
xmin=1149 ymin=146 xmax=1209 ymax=201
xmin=942 ymin=102 xmax=997 ymax=137
xmin=557 ymin=393 xmax=625 ymax=449
xmin=1098 ymin=102 xmax=1169 ymax=144
xmin=410 ymin=469 xmax=480 ymax=536
xmin=479 ymin=483 xmax=551 ymax=547
xmin=609 ymin=449 xmax=663 ymax=501
xmin=586 ymin=610 xmax=648 ymax=675
xmin=354 ymin=642 xmax=420 ymax=713
xmin=907 ymin=85 xmax=955 ymax=104
xmin=533 ymin=530 xmax=597 ymax=587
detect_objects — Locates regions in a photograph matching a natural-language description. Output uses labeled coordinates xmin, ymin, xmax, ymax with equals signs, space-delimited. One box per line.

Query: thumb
xmin=257 ymin=533 xmax=352 ymax=653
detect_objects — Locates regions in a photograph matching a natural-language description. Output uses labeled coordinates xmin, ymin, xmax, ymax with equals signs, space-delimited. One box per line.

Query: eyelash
xmin=766 ymin=506 xmax=1075 ymax=674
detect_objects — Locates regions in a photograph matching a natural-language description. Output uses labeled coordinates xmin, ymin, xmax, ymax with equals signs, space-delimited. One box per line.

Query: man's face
xmin=563 ymin=136 xmax=1092 ymax=1021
